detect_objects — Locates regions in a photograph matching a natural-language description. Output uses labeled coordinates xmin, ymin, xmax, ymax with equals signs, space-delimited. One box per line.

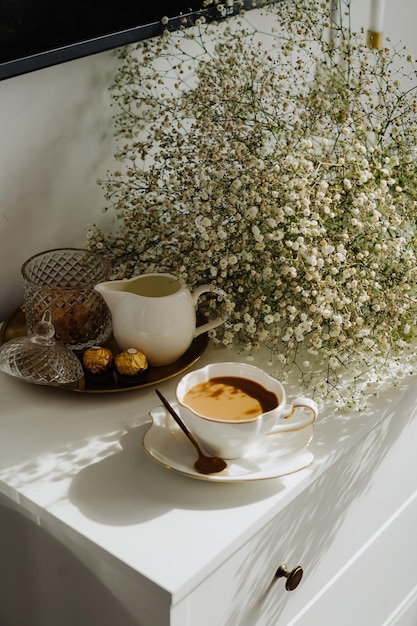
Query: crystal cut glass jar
xmin=21 ymin=248 xmax=112 ymax=351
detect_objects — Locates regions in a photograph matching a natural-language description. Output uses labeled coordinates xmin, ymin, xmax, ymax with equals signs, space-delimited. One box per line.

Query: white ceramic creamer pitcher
xmin=94 ymin=273 xmax=229 ymax=366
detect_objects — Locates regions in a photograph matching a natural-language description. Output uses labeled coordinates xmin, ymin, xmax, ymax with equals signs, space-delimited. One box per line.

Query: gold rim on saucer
xmin=143 ymin=404 xmax=314 ymax=482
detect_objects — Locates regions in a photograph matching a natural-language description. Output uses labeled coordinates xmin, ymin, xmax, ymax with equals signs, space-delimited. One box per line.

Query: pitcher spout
xmin=94 ymin=278 xmax=132 ymax=311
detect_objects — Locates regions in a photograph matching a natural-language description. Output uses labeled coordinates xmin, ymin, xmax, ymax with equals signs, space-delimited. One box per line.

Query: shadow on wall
xmin=0 ymin=49 xmax=119 ymax=322
xmin=0 ymin=505 xmax=140 ymax=626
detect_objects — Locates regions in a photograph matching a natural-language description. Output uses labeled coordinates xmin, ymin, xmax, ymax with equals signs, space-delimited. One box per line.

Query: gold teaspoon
xmin=155 ymin=389 xmax=227 ymax=475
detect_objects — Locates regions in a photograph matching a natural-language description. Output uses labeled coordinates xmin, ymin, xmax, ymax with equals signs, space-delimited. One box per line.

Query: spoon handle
xmin=155 ymin=389 xmax=196 ymax=444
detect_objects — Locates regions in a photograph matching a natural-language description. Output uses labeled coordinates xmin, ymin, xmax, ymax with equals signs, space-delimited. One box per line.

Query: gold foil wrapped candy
xmin=114 ymin=348 xmax=148 ymax=383
xmin=82 ymin=346 xmax=114 ymax=381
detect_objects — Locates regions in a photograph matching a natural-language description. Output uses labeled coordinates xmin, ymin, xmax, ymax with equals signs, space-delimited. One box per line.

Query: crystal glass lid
xmin=0 ymin=311 xmax=84 ymax=388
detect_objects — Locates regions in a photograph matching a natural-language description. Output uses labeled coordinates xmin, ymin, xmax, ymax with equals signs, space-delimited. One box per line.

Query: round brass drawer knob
xmin=275 ymin=564 xmax=304 ymax=591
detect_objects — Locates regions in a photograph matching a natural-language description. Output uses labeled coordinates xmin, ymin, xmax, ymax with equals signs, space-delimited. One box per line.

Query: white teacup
xmin=176 ymin=362 xmax=318 ymax=459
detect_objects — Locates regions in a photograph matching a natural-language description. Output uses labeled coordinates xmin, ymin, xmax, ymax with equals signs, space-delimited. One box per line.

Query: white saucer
xmin=143 ymin=405 xmax=315 ymax=482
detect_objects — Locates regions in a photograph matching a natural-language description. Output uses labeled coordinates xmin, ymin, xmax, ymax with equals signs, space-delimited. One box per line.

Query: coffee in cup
xmin=182 ymin=376 xmax=279 ymax=421
xmin=176 ymin=362 xmax=318 ymax=459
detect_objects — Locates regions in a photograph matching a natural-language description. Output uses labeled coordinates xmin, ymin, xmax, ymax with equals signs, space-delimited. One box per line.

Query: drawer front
xmin=289 ymin=488 xmax=417 ymax=626
xmin=184 ymin=403 xmax=417 ymax=626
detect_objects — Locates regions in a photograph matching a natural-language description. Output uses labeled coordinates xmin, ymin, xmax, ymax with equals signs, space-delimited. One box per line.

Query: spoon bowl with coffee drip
xmin=155 ymin=389 xmax=228 ymax=475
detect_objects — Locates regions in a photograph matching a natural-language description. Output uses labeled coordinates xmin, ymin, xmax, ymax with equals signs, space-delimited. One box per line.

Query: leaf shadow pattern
xmin=68 ymin=421 xmax=287 ymax=526
xmin=220 ymin=385 xmax=417 ymax=625
xmin=55 ymin=379 xmax=417 ymax=624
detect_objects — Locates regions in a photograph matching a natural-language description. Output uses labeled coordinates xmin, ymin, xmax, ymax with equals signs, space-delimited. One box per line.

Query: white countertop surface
xmin=0 ymin=340 xmax=408 ymax=608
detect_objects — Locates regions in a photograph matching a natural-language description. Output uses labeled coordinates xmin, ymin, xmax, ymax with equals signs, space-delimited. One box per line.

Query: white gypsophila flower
xmin=85 ymin=0 xmax=417 ymax=411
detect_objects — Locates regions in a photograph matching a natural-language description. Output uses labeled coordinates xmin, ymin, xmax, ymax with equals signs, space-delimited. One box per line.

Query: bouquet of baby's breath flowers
xmin=86 ymin=0 xmax=417 ymax=409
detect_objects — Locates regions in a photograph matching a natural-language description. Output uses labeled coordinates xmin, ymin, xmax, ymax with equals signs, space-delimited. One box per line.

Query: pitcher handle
xmin=191 ymin=285 xmax=230 ymax=337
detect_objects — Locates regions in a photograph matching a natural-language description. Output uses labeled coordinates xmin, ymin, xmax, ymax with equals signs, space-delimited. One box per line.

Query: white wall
xmin=0 ymin=51 xmax=120 ymax=320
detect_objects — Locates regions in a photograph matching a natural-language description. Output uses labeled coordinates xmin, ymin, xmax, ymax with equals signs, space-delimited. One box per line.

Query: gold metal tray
xmin=0 ymin=306 xmax=209 ymax=394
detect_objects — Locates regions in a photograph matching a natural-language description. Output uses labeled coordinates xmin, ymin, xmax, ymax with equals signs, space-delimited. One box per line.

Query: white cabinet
xmin=1 ymin=346 xmax=417 ymax=626
xmin=179 ymin=397 xmax=417 ymax=626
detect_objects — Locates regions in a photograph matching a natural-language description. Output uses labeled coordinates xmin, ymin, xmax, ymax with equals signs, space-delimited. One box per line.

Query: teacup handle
xmin=191 ymin=285 xmax=230 ymax=337
xmin=270 ymin=396 xmax=318 ymax=434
